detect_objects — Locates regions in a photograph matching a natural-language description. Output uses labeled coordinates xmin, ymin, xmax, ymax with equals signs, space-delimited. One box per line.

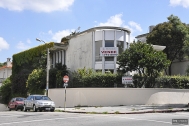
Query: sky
xmin=0 ymin=0 xmax=189 ymax=63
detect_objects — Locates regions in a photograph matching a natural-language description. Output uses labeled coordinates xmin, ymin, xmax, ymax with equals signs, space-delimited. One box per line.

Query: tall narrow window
xmin=117 ymin=41 xmax=124 ymax=54
xmin=105 ymin=40 xmax=114 ymax=61
xmin=95 ymin=41 xmax=102 ymax=61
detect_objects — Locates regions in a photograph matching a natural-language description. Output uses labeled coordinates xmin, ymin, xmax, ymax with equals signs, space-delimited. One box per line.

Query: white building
xmin=50 ymin=26 xmax=131 ymax=73
xmin=0 ymin=58 xmax=12 ymax=87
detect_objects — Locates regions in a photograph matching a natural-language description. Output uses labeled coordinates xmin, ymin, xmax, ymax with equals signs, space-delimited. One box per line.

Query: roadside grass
xmin=86 ymin=112 xmax=98 ymax=114
xmin=102 ymin=111 xmax=108 ymax=114
xmin=114 ymin=111 xmax=120 ymax=114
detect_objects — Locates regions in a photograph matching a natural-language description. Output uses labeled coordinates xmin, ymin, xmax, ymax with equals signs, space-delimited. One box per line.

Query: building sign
xmin=100 ymin=47 xmax=118 ymax=56
xmin=122 ymin=76 xmax=133 ymax=84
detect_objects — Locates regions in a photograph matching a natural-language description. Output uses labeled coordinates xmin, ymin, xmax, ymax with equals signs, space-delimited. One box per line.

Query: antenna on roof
xmin=75 ymin=27 xmax=80 ymax=33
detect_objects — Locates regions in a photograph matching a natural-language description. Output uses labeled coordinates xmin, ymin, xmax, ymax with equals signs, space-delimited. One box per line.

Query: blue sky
xmin=0 ymin=0 xmax=189 ymax=63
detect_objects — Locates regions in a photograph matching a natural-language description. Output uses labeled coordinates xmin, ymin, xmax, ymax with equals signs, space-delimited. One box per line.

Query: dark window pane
xmin=95 ymin=41 xmax=102 ymax=61
xmin=117 ymin=41 xmax=124 ymax=54
xmin=105 ymin=40 xmax=114 ymax=47
xmin=105 ymin=57 xmax=114 ymax=61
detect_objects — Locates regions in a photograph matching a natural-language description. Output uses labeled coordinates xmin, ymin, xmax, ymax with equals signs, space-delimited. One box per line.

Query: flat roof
xmin=66 ymin=26 xmax=131 ymax=39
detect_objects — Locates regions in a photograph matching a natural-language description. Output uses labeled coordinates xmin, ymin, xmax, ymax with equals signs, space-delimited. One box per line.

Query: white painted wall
xmin=66 ymin=32 xmax=93 ymax=71
xmin=171 ymin=60 xmax=189 ymax=75
xmin=0 ymin=68 xmax=12 ymax=87
xmin=48 ymin=88 xmax=189 ymax=107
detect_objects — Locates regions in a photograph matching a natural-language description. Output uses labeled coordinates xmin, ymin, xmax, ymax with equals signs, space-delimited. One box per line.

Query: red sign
xmin=100 ymin=47 xmax=118 ymax=56
xmin=63 ymin=75 xmax=69 ymax=83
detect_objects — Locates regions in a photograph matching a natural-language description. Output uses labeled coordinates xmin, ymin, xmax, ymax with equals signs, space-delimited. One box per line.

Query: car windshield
xmin=35 ymin=96 xmax=51 ymax=100
xmin=16 ymin=98 xmax=25 ymax=101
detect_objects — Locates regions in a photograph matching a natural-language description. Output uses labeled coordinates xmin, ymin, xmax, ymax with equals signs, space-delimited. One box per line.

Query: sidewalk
xmin=55 ymin=105 xmax=189 ymax=114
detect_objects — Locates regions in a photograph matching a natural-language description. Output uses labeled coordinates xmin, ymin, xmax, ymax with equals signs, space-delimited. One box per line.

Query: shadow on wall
xmin=146 ymin=92 xmax=189 ymax=107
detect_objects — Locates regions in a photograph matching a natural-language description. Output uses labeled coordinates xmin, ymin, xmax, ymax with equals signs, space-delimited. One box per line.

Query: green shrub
xmin=26 ymin=69 xmax=46 ymax=94
xmin=71 ymin=68 xmax=123 ymax=88
xmin=0 ymin=77 xmax=12 ymax=104
xmin=155 ymin=75 xmax=189 ymax=88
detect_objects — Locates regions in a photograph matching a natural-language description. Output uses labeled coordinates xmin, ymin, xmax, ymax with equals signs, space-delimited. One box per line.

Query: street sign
xmin=63 ymin=75 xmax=69 ymax=83
xmin=64 ymin=83 xmax=68 ymax=87
xmin=122 ymin=76 xmax=133 ymax=84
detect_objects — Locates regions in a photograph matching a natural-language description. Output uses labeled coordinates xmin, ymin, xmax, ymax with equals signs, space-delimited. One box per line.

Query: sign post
xmin=63 ymin=75 xmax=69 ymax=111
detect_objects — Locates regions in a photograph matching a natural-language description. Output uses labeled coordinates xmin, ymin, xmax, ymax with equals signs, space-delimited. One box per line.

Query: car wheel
xmin=21 ymin=108 xmax=23 ymax=111
xmin=39 ymin=109 xmax=42 ymax=112
xmin=50 ymin=109 xmax=55 ymax=112
xmin=15 ymin=106 xmax=18 ymax=111
xmin=33 ymin=105 xmax=37 ymax=112
xmin=8 ymin=107 xmax=11 ymax=111
xmin=23 ymin=105 xmax=27 ymax=112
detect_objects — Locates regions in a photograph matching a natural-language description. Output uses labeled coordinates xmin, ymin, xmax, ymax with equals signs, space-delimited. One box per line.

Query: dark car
xmin=8 ymin=97 xmax=25 ymax=111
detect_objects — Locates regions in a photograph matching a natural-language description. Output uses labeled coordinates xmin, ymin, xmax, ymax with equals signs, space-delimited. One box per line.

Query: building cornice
xmin=66 ymin=26 xmax=131 ymax=39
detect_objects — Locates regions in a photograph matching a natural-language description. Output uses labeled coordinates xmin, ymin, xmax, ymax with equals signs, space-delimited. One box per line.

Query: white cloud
xmin=128 ymin=21 xmax=142 ymax=32
xmin=16 ymin=41 xmax=30 ymax=50
xmin=98 ymin=14 xmax=124 ymax=27
xmin=52 ymin=29 xmax=74 ymax=42
xmin=0 ymin=37 xmax=9 ymax=51
xmin=26 ymin=39 xmax=31 ymax=44
xmin=170 ymin=0 xmax=189 ymax=8
xmin=97 ymin=14 xmax=143 ymax=42
xmin=0 ymin=0 xmax=74 ymax=12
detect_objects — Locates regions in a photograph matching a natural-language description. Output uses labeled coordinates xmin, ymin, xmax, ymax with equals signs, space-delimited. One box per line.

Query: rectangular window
xmin=105 ymin=57 xmax=114 ymax=61
xmin=95 ymin=41 xmax=102 ymax=61
xmin=105 ymin=40 xmax=114 ymax=47
xmin=117 ymin=41 xmax=124 ymax=54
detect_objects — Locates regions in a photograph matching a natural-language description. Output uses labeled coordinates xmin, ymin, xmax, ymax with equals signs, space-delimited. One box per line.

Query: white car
xmin=23 ymin=95 xmax=55 ymax=112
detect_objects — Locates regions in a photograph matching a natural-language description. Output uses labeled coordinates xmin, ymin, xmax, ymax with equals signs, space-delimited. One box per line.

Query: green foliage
xmin=11 ymin=69 xmax=30 ymax=96
xmin=12 ymin=42 xmax=54 ymax=95
xmin=13 ymin=42 xmax=54 ymax=66
xmin=146 ymin=15 xmax=189 ymax=75
xmin=71 ymin=68 xmax=123 ymax=88
xmin=49 ymin=68 xmax=57 ymax=88
xmin=117 ymin=42 xmax=170 ymax=88
xmin=0 ymin=62 xmax=6 ymax=67
xmin=56 ymin=70 xmax=62 ymax=88
xmin=26 ymin=69 xmax=46 ymax=94
xmin=0 ymin=77 xmax=12 ymax=104
xmin=155 ymin=76 xmax=189 ymax=89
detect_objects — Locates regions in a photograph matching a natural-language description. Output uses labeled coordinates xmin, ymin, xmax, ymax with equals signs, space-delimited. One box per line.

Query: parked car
xmin=8 ymin=97 xmax=25 ymax=111
xmin=23 ymin=94 xmax=55 ymax=112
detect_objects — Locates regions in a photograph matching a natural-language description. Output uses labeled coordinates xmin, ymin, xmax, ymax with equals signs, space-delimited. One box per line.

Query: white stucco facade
xmin=51 ymin=26 xmax=131 ymax=73
xmin=66 ymin=32 xmax=93 ymax=72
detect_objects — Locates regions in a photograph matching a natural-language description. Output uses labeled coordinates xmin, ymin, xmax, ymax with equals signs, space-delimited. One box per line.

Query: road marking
xmin=118 ymin=116 xmax=173 ymax=125
xmin=0 ymin=115 xmax=100 ymax=125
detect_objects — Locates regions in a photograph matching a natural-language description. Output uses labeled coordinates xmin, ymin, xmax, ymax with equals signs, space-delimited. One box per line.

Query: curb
xmin=58 ymin=108 xmax=189 ymax=114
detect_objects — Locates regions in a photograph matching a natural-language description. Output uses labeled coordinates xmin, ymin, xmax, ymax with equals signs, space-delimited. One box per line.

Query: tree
xmin=0 ymin=62 xmax=6 ymax=67
xmin=26 ymin=69 xmax=46 ymax=94
xmin=146 ymin=15 xmax=189 ymax=75
xmin=0 ymin=77 xmax=12 ymax=104
xmin=117 ymin=42 xmax=170 ymax=87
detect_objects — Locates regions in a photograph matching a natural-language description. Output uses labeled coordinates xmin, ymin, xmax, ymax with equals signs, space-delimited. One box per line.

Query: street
xmin=0 ymin=111 xmax=189 ymax=126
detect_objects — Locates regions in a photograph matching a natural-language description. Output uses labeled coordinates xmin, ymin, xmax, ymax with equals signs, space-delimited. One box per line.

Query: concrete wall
xmin=171 ymin=60 xmax=189 ymax=75
xmin=66 ymin=32 xmax=93 ymax=71
xmin=48 ymin=88 xmax=189 ymax=108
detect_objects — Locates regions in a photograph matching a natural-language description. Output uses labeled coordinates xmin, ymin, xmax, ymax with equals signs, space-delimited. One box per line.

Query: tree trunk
xmin=168 ymin=63 xmax=172 ymax=75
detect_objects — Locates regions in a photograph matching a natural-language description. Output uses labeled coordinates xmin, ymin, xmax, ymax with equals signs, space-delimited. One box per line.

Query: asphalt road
xmin=0 ymin=111 xmax=189 ymax=126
